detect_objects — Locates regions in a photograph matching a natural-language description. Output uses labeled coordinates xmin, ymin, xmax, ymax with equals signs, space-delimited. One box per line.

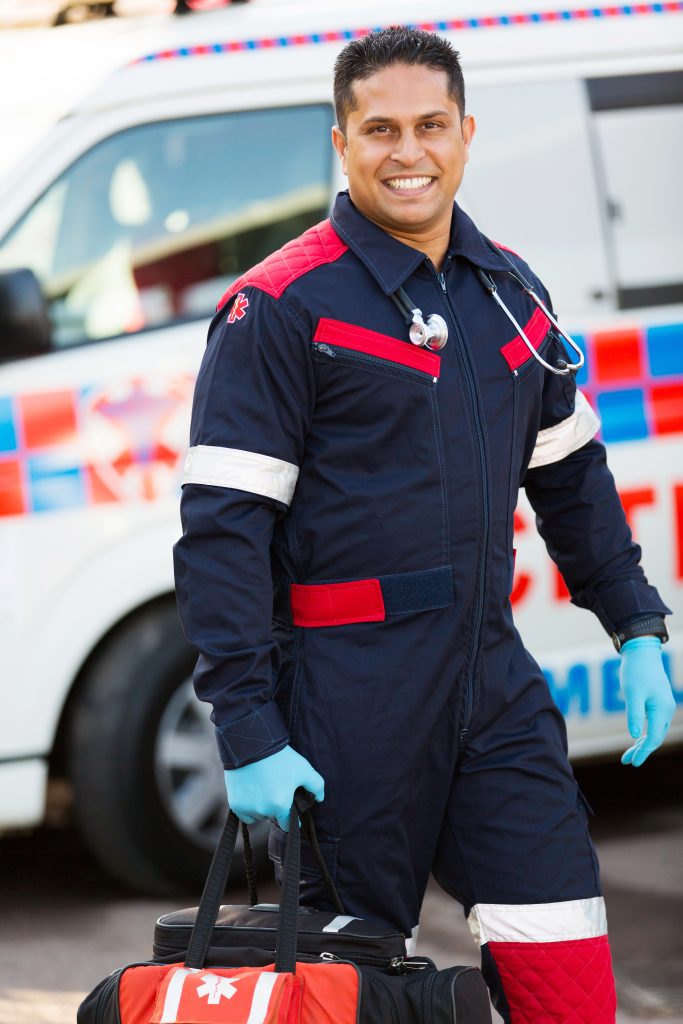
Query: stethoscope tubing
xmin=483 ymin=276 xmax=585 ymax=376
xmin=390 ymin=236 xmax=585 ymax=376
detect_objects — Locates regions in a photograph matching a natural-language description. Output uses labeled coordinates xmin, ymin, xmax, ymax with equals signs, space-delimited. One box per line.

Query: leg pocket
xmin=272 ymin=625 xmax=303 ymax=733
xmin=268 ymin=822 xmax=340 ymax=910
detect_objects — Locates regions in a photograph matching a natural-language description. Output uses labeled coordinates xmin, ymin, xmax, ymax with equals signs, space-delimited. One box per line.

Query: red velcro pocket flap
xmin=314 ymin=318 xmax=441 ymax=378
xmin=500 ymin=307 xmax=551 ymax=371
xmin=290 ymin=579 xmax=385 ymax=627
xmin=148 ymin=964 xmax=302 ymax=1024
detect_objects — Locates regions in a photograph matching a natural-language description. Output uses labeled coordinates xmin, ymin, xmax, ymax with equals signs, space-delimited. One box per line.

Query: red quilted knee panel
xmin=487 ymin=935 xmax=616 ymax=1023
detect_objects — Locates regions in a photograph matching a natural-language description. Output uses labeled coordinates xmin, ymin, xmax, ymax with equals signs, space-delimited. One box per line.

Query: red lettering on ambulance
xmin=674 ymin=484 xmax=683 ymax=582
xmin=619 ymin=487 xmax=655 ymax=527
xmin=510 ymin=510 xmax=533 ymax=606
xmin=554 ymin=568 xmax=570 ymax=601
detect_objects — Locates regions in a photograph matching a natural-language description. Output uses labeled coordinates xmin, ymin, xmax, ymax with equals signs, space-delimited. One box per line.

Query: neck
xmin=387 ymin=226 xmax=450 ymax=271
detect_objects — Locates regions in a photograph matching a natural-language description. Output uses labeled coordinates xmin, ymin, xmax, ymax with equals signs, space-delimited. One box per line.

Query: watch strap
xmin=612 ymin=615 xmax=669 ymax=652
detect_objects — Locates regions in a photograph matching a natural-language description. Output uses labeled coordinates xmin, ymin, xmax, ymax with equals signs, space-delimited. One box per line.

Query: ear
xmin=331 ymin=125 xmax=348 ymax=175
xmin=461 ymin=114 xmax=476 ymax=162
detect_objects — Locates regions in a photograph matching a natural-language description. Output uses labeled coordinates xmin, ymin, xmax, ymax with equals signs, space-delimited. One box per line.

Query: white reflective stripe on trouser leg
xmin=405 ymin=924 xmax=420 ymax=957
xmin=182 ymin=445 xmax=299 ymax=505
xmin=528 ymin=390 xmax=601 ymax=469
xmin=467 ymin=896 xmax=608 ymax=946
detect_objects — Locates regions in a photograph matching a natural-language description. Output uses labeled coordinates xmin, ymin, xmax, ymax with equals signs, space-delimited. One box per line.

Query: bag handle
xmin=184 ymin=787 xmax=344 ymax=972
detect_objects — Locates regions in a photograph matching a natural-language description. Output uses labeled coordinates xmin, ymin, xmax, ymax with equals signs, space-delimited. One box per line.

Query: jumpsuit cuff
xmin=572 ymin=578 xmax=672 ymax=635
xmin=214 ymin=700 xmax=289 ymax=769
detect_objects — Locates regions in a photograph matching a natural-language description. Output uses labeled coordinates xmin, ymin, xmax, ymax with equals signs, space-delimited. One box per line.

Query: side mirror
xmin=0 ymin=268 xmax=52 ymax=360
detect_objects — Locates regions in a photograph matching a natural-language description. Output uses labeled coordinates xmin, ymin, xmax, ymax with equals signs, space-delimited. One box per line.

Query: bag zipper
xmin=312 ymin=341 xmax=438 ymax=384
xmin=319 ymin=951 xmax=431 ymax=974
xmin=422 ymin=967 xmax=436 ymax=1024
xmin=373 ymin=977 xmax=400 ymax=1024
xmin=94 ymin=971 xmax=122 ymax=1024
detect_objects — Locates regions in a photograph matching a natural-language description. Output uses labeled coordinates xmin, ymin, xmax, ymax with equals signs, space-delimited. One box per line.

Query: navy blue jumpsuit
xmin=174 ymin=192 xmax=669 ymax=1023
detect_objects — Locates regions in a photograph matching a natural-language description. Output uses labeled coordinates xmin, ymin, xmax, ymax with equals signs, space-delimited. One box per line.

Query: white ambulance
xmin=0 ymin=0 xmax=681 ymax=892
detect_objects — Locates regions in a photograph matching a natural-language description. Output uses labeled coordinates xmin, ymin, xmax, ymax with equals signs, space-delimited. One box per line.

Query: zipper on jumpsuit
xmin=436 ymin=267 xmax=490 ymax=740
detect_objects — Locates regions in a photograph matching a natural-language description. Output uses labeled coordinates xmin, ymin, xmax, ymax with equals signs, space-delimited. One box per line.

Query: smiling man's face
xmin=332 ymin=62 xmax=475 ymax=245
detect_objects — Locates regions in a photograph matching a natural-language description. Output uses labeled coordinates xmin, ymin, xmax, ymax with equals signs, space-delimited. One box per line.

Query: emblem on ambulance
xmin=83 ymin=375 xmax=194 ymax=504
xmin=227 ymin=292 xmax=249 ymax=323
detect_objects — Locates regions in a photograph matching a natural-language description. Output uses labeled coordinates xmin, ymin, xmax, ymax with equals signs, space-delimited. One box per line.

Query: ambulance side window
xmin=461 ymin=78 xmax=611 ymax=318
xmin=587 ymin=71 xmax=683 ymax=310
xmin=0 ymin=105 xmax=333 ymax=349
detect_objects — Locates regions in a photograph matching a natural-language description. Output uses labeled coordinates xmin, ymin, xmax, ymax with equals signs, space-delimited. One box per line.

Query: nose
xmin=390 ymin=130 xmax=426 ymax=167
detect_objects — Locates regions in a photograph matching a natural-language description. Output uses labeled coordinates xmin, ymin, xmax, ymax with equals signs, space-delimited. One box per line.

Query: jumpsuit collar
xmin=330 ymin=190 xmax=511 ymax=295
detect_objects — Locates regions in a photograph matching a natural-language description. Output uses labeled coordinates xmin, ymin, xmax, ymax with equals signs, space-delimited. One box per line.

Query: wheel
xmin=67 ymin=600 xmax=269 ymax=894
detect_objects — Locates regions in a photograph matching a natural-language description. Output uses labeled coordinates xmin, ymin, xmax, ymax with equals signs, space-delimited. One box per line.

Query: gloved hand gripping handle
xmin=184 ymin=788 xmax=344 ymax=973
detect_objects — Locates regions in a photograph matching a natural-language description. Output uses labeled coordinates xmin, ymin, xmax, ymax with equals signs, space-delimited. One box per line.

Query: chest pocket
xmin=500 ymin=307 xmax=554 ymax=380
xmin=312 ymin=317 xmax=440 ymax=386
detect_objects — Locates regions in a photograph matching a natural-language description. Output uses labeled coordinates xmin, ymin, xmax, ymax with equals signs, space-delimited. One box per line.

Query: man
xmin=174 ymin=27 xmax=675 ymax=1022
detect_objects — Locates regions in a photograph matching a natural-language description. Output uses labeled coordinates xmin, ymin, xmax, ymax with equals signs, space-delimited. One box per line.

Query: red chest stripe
xmin=217 ymin=220 xmax=348 ymax=311
xmin=500 ymin=307 xmax=551 ymax=371
xmin=314 ymin=318 xmax=441 ymax=378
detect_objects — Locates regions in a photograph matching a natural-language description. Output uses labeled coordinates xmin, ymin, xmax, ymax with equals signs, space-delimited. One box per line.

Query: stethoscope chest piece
xmin=391 ymin=286 xmax=448 ymax=351
xmin=409 ymin=310 xmax=448 ymax=351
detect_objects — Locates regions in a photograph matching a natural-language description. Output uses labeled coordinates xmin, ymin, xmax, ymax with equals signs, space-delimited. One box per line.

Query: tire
xmin=67 ymin=600 xmax=269 ymax=894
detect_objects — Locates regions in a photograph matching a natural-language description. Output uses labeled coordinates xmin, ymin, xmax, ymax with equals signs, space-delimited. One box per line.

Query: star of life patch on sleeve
xmin=227 ymin=293 xmax=249 ymax=324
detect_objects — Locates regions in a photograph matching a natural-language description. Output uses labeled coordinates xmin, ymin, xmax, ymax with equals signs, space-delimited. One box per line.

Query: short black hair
xmin=333 ymin=26 xmax=465 ymax=133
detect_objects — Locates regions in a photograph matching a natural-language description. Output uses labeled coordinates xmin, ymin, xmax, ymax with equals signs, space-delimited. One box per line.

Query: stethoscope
xmin=391 ymin=237 xmax=585 ymax=376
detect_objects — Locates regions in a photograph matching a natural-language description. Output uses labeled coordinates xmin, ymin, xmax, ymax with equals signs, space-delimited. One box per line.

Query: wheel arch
xmin=49 ymin=591 xmax=182 ymax=779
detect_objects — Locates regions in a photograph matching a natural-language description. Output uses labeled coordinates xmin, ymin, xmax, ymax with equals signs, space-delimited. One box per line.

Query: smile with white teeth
xmin=384 ymin=176 xmax=434 ymax=191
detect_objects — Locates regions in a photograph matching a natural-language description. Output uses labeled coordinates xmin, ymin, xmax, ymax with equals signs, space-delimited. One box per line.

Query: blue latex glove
xmin=620 ymin=636 xmax=676 ymax=767
xmin=224 ymin=744 xmax=324 ymax=831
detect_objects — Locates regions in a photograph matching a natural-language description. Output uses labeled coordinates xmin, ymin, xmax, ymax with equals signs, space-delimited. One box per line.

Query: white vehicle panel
xmin=0 ymin=3 xmax=680 ymax=856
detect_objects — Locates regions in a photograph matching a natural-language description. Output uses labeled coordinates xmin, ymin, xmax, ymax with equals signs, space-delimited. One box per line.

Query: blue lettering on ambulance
xmin=602 ymin=659 xmax=625 ymax=714
xmin=543 ymin=664 xmax=590 ymax=717
xmin=544 ymin=652 xmax=683 ymax=719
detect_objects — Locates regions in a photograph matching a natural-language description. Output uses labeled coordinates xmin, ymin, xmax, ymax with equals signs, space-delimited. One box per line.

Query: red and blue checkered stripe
xmin=573 ymin=321 xmax=683 ymax=443
xmin=131 ymin=3 xmax=683 ymax=65
xmin=1 ymin=322 xmax=681 ymax=516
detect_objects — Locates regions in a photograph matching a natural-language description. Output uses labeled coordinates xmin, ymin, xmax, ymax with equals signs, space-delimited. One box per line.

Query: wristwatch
xmin=612 ymin=615 xmax=669 ymax=653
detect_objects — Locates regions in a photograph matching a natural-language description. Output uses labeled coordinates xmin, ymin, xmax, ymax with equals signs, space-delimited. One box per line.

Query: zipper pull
xmin=320 ymin=951 xmax=341 ymax=961
xmin=403 ymin=958 xmax=432 ymax=971
xmin=438 ymin=272 xmax=447 ymax=293
xmin=312 ymin=342 xmax=336 ymax=358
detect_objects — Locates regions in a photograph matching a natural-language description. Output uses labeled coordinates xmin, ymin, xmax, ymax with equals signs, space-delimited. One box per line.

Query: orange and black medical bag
xmin=78 ymin=792 xmax=492 ymax=1023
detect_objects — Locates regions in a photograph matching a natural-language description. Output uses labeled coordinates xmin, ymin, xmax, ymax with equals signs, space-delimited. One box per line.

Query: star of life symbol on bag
xmin=196 ymin=973 xmax=241 ymax=1004
xmin=227 ymin=292 xmax=249 ymax=323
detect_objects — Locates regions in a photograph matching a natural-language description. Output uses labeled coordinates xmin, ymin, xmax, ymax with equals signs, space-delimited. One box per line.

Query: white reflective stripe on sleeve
xmin=182 ymin=445 xmax=299 ymax=506
xmin=245 ymin=973 xmax=279 ymax=1024
xmin=322 ymin=915 xmax=362 ymax=933
xmin=528 ymin=390 xmax=600 ymax=469
xmin=467 ymin=896 xmax=608 ymax=946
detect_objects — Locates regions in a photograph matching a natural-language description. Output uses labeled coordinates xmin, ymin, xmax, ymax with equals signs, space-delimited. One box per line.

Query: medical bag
xmin=77 ymin=791 xmax=492 ymax=1023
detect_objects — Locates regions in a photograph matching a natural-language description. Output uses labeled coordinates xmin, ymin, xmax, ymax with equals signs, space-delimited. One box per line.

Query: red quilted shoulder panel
xmin=217 ymin=220 xmax=348 ymax=311
xmin=488 ymin=936 xmax=616 ymax=1023
xmin=492 ymin=238 xmax=522 ymax=259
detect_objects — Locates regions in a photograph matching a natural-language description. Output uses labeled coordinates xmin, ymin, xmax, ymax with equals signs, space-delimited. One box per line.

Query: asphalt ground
xmin=0 ymin=750 xmax=681 ymax=1024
